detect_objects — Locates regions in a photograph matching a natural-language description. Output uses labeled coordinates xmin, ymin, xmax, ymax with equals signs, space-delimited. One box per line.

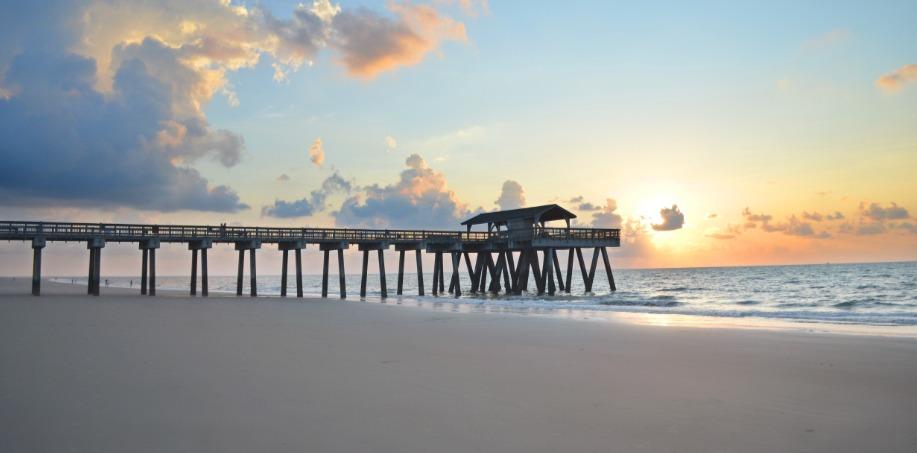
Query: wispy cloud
xmin=876 ymin=64 xmax=917 ymax=92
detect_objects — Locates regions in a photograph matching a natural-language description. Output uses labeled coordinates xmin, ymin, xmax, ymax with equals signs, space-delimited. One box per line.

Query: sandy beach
xmin=1 ymin=278 xmax=916 ymax=452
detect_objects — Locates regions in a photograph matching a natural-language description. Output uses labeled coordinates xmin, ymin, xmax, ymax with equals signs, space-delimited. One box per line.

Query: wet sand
xmin=1 ymin=278 xmax=916 ymax=452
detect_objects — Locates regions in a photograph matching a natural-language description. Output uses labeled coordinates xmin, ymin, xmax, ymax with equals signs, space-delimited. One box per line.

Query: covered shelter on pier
xmin=460 ymin=204 xmax=576 ymax=232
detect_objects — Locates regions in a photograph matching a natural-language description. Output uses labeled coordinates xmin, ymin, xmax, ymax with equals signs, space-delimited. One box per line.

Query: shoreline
xmin=33 ymin=277 xmax=917 ymax=338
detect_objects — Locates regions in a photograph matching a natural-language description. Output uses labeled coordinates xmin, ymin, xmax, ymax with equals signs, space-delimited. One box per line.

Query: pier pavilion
xmin=1 ymin=204 xmax=620 ymax=298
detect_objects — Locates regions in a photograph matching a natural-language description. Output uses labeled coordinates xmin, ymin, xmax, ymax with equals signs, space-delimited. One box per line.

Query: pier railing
xmin=0 ymin=221 xmax=619 ymax=245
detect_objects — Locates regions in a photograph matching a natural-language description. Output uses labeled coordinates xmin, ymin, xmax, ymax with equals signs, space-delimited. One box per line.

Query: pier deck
xmin=1 ymin=210 xmax=620 ymax=299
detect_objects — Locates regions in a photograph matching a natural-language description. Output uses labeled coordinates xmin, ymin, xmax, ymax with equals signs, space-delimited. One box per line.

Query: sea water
xmin=54 ymin=261 xmax=917 ymax=327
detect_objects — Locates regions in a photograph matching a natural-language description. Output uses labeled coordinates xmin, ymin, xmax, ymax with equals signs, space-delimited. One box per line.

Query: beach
xmin=2 ymin=278 xmax=916 ymax=452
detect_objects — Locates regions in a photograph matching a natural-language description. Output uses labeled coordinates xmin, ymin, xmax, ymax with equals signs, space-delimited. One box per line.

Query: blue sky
xmin=1 ymin=0 xmax=915 ymax=273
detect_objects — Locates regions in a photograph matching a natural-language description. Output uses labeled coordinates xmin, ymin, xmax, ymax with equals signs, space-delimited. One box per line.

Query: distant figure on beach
xmin=130 ymin=280 xmax=133 ymax=287
xmin=105 ymin=279 xmax=109 ymax=287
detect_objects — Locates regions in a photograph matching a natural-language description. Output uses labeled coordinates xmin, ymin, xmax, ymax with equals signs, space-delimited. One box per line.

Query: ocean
xmin=52 ymin=261 xmax=917 ymax=328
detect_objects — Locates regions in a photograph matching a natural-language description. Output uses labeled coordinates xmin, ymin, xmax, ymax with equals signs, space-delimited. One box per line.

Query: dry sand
xmin=1 ymin=278 xmax=916 ymax=452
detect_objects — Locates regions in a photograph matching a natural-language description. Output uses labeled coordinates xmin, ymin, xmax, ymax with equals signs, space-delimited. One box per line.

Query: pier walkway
xmin=1 ymin=205 xmax=620 ymax=299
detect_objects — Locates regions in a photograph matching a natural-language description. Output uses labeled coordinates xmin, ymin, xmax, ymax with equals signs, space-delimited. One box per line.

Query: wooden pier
xmin=1 ymin=205 xmax=620 ymax=298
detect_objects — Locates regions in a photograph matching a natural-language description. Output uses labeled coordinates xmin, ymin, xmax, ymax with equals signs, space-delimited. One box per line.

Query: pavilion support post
xmin=337 ymin=249 xmax=346 ymax=299
xmin=431 ymin=252 xmax=440 ymax=296
xmin=600 ymin=247 xmax=616 ymax=291
xmin=587 ymin=247 xmax=599 ymax=293
xmin=280 ymin=249 xmax=288 ymax=297
xmin=530 ymin=249 xmax=544 ymax=295
xmin=543 ymin=248 xmax=556 ymax=295
xmin=31 ymin=238 xmax=45 ymax=296
xmin=377 ymin=249 xmax=387 ymax=299
xmin=92 ymin=249 xmax=101 ymax=296
xmin=478 ymin=253 xmax=488 ymax=293
xmin=505 ymin=252 xmax=518 ymax=294
xmin=140 ymin=248 xmax=148 ymax=295
xmin=516 ymin=249 xmax=530 ymax=294
xmin=87 ymin=248 xmax=95 ymax=296
xmin=565 ymin=249 xmax=574 ymax=293
xmin=463 ymin=252 xmax=475 ymax=286
xmin=552 ymin=249 xmax=565 ymax=292
xmin=575 ymin=248 xmax=592 ymax=293
xmin=148 ymin=248 xmax=155 ymax=296
xmin=439 ymin=252 xmax=446 ymax=294
xmin=249 ymin=248 xmax=257 ymax=297
xmin=234 ymin=239 xmax=260 ymax=297
xmin=321 ymin=250 xmax=330 ymax=298
xmin=499 ymin=253 xmax=511 ymax=293
xmin=295 ymin=249 xmax=303 ymax=298
xmin=201 ymin=249 xmax=208 ymax=297
xmin=470 ymin=253 xmax=484 ymax=293
xmin=236 ymin=250 xmax=244 ymax=296
xmin=190 ymin=249 xmax=198 ymax=296
xmin=415 ymin=250 xmax=424 ymax=296
xmin=487 ymin=253 xmax=501 ymax=294
xmin=360 ymin=250 xmax=369 ymax=298
xmin=490 ymin=252 xmax=506 ymax=294
xmin=451 ymin=252 xmax=461 ymax=297
xmin=397 ymin=250 xmax=405 ymax=295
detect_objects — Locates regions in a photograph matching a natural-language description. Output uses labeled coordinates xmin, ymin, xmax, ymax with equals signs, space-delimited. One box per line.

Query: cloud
xmin=826 ymin=211 xmax=844 ymax=220
xmin=860 ymin=202 xmax=909 ymax=221
xmin=568 ymin=195 xmax=584 ymax=204
xmin=839 ymin=221 xmax=886 ymax=236
xmin=0 ymin=0 xmax=475 ymax=211
xmin=495 ymin=180 xmax=525 ymax=210
xmin=801 ymin=211 xmax=823 ymax=222
xmin=334 ymin=154 xmax=475 ymax=228
xmin=651 ymin=205 xmax=685 ymax=231
xmin=705 ymin=224 xmax=742 ymax=240
xmin=329 ymin=3 xmax=467 ymax=78
xmin=385 ymin=135 xmax=397 ymax=150
xmin=800 ymin=29 xmax=849 ymax=52
xmin=309 ymin=138 xmax=325 ymax=167
xmin=707 ymin=213 xmax=717 ymax=219
xmin=577 ymin=202 xmax=601 ymax=212
xmin=742 ymin=207 xmax=773 ymax=227
xmin=277 ymin=174 xmax=290 ymax=182
xmin=0 ymin=50 xmax=246 ymax=212
xmin=262 ymin=173 xmax=351 ymax=218
xmin=591 ymin=199 xmax=623 ymax=229
xmin=876 ymin=64 xmax=917 ymax=92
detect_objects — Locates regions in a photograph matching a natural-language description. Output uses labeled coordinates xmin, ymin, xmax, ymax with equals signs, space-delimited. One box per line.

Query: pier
xmin=1 ymin=205 xmax=620 ymax=298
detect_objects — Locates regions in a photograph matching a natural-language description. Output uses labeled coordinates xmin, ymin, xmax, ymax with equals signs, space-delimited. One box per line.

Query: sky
xmin=1 ymin=0 xmax=916 ymax=276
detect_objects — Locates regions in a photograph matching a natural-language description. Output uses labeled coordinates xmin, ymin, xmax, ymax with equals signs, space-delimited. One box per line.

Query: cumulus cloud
xmin=860 ymin=202 xmax=909 ymax=221
xmin=742 ymin=207 xmax=773 ymax=228
xmin=651 ymin=205 xmax=685 ymax=231
xmin=876 ymin=64 xmax=917 ymax=92
xmin=262 ymin=173 xmax=351 ymax=218
xmin=495 ymin=180 xmax=525 ymax=210
xmin=0 ymin=0 xmax=474 ymax=211
xmin=826 ymin=211 xmax=844 ymax=220
xmin=578 ymin=202 xmax=601 ymax=212
xmin=591 ymin=199 xmax=624 ymax=229
xmin=385 ymin=135 xmax=397 ymax=150
xmin=334 ymin=154 xmax=474 ymax=228
xmin=0 ymin=50 xmax=246 ymax=211
xmin=801 ymin=211 xmax=823 ymax=222
xmin=742 ymin=208 xmax=830 ymax=238
xmin=836 ymin=201 xmax=911 ymax=236
xmin=309 ymin=138 xmax=325 ymax=167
